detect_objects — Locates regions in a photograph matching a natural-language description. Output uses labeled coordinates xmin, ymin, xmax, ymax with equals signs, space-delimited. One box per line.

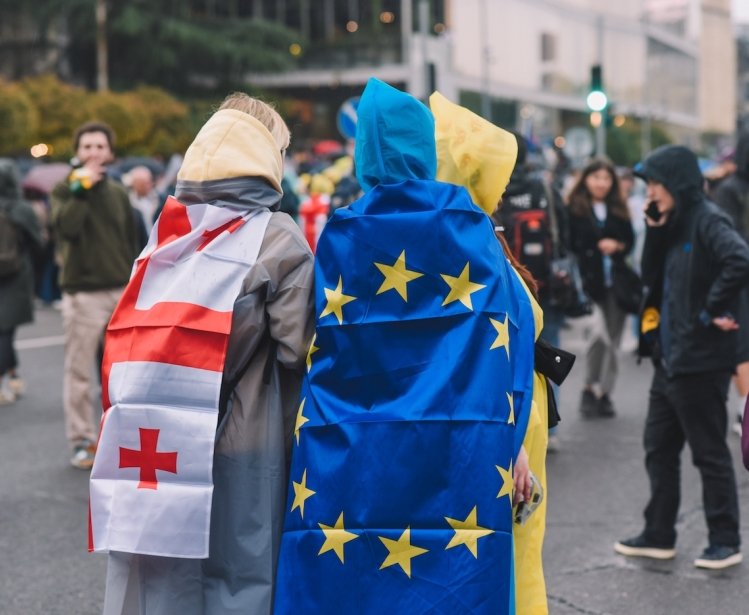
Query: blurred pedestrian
xmin=0 ymin=159 xmax=43 ymax=404
xmin=712 ymin=130 xmax=749 ymax=435
xmin=494 ymin=132 xmax=568 ymax=348
xmin=567 ymin=159 xmax=634 ymax=417
xmin=97 ymin=94 xmax=315 ymax=615
xmin=51 ymin=121 xmax=139 ymax=469
xmin=124 ymin=165 xmax=160 ymax=233
xmin=615 ymin=145 xmax=749 ymax=570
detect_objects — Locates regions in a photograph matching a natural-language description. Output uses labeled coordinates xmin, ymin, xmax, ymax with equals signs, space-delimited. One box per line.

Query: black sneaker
xmin=579 ymin=389 xmax=598 ymax=418
xmin=693 ymin=545 xmax=742 ymax=570
xmin=597 ymin=394 xmax=616 ymax=417
xmin=614 ymin=534 xmax=676 ymax=560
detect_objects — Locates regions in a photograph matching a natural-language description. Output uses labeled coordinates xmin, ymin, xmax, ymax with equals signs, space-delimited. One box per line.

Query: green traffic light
xmin=587 ymin=90 xmax=608 ymax=112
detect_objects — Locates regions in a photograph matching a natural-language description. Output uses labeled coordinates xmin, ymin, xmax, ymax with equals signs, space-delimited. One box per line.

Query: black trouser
xmin=0 ymin=328 xmax=17 ymax=375
xmin=642 ymin=366 xmax=740 ymax=548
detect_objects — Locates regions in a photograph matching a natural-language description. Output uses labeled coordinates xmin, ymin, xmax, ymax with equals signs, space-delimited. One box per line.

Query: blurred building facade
xmin=249 ymin=0 xmax=737 ymax=151
xmin=1 ymin=0 xmax=739 ymax=150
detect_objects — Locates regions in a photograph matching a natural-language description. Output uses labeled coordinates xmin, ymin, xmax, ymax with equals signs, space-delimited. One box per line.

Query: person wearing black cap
xmin=614 ymin=145 xmax=749 ymax=570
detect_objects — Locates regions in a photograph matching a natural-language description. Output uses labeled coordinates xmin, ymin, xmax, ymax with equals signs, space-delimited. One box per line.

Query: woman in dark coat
xmin=0 ymin=159 xmax=43 ymax=404
xmin=568 ymin=159 xmax=634 ymax=418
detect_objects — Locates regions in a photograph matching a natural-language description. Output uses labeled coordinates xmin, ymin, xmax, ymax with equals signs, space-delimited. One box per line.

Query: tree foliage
xmin=606 ymin=120 xmax=672 ymax=166
xmin=0 ymin=81 xmax=40 ymax=153
xmin=3 ymin=0 xmax=300 ymax=95
xmin=0 ymin=75 xmax=195 ymax=158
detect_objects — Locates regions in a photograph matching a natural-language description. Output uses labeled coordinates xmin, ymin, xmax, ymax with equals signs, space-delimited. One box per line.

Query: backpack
xmin=0 ymin=207 xmax=22 ymax=279
xmin=502 ymin=186 xmax=553 ymax=288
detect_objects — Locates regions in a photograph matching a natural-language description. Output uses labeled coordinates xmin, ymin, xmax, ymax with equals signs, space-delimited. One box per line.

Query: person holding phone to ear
xmin=615 ymin=145 xmax=749 ymax=570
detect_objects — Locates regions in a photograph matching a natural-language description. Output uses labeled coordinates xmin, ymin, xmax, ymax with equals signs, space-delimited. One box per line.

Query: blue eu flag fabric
xmin=274 ymin=79 xmax=535 ymax=615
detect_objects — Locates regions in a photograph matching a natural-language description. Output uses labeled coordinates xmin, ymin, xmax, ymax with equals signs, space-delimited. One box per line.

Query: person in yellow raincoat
xmin=431 ymin=91 xmax=572 ymax=615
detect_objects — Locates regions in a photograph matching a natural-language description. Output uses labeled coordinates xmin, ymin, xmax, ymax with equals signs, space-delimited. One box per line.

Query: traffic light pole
xmin=596 ymin=117 xmax=606 ymax=158
xmin=595 ymin=15 xmax=606 ymax=157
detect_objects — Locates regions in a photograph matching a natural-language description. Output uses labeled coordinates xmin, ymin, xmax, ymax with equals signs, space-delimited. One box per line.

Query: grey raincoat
xmin=102 ymin=110 xmax=315 ymax=615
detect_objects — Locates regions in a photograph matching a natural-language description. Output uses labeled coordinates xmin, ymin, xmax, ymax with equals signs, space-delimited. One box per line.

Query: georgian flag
xmin=89 ymin=197 xmax=271 ymax=558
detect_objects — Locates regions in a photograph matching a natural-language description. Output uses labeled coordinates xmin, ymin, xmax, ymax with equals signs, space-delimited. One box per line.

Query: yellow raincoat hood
xmin=178 ymin=109 xmax=283 ymax=192
xmin=430 ymin=91 xmax=518 ymax=215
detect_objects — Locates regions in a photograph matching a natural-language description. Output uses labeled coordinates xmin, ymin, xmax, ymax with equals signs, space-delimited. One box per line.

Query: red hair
xmin=494 ymin=229 xmax=538 ymax=299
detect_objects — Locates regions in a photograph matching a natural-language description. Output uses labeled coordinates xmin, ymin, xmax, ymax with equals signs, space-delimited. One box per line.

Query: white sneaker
xmin=8 ymin=377 xmax=24 ymax=398
xmin=0 ymin=376 xmax=16 ymax=405
xmin=732 ymin=415 xmax=743 ymax=437
xmin=0 ymin=388 xmax=16 ymax=405
xmin=70 ymin=441 xmax=96 ymax=470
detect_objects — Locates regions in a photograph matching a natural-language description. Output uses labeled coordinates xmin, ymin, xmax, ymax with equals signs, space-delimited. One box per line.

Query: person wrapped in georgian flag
xmin=90 ymin=94 xmax=315 ymax=615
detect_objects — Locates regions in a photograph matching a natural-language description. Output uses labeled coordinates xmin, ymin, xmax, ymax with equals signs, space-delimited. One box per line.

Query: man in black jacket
xmin=614 ymin=145 xmax=749 ymax=570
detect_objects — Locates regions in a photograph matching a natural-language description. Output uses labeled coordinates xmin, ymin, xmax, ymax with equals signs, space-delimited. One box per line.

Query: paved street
xmin=1 ymin=308 xmax=747 ymax=614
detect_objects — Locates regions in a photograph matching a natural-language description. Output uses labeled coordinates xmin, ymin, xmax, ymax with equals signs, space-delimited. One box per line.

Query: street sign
xmin=563 ymin=127 xmax=594 ymax=162
xmin=337 ymin=96 xmax=360 ymax=140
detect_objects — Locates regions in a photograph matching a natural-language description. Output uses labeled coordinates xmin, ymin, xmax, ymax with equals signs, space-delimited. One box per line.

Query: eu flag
xmin=274 ymin=79 xmax=535 ymax=615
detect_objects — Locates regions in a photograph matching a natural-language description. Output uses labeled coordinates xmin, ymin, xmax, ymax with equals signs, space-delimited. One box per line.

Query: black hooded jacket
xmin=713 ymin=131 xmax=749 ymax=240
xmin=637 ymin=145 xmax=749 ymax=377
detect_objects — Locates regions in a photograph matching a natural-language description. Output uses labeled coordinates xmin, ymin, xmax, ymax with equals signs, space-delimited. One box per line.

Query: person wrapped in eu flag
xmin=274 ymin=79 xmax=535 ymax=614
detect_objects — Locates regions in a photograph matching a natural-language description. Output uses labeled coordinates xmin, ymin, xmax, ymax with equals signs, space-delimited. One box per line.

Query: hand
xmin=513 ymin=446 xmax=532 ymax=506
xmin=597 ymin=238 xmax=622 ymax=255
xmin=644 ymin=211 xmax=669 ymax=227
xmin=713 ymin=316 xmax=739 ymax=331
xmin=82 ymin=161 xmax=106 ymax=185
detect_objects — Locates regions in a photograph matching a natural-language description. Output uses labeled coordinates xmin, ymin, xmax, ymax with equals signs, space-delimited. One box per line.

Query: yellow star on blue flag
xmin=320 ymin=276 xmax=356 ymax=324
xmin=375 ymin=250 xmax=423 ymax=301
xmin=441 ymin=262 xmax=486 ymax=310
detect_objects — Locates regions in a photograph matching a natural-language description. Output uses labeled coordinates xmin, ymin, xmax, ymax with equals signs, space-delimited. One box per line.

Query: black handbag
xmin=534 ymin=338 xmax=576 ymax=386
xmin=611 ymin=256 xmax=642 ymax=315
xmin=535 ymin=338 xmax=577 ymax=429
xmin=546 ymin=190 xmax=591 ymax=318
xmin=548 ymin=255 xmax=592 ymax=317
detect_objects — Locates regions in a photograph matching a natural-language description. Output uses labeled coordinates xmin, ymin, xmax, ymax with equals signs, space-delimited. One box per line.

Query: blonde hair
xmin=219 ymin=93 xmax=290 ymax=152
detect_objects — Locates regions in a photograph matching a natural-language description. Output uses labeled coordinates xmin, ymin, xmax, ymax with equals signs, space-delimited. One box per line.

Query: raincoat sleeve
xmin=264 ymin=217 xmax=316 ymax=369
xmin=225 ymin=213 xmax=315 ymax=380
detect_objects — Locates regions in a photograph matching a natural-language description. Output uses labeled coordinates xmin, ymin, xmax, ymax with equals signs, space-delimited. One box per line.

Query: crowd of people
xmin=0 ymin=82 xmax=748 ymax=613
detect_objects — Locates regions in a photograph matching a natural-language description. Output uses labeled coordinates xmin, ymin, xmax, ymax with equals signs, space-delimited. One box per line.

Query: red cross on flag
xmin=89 ymin=197 xmax=271 ymax=558
xmin=119 ymin=427 xmax=177 ymax=490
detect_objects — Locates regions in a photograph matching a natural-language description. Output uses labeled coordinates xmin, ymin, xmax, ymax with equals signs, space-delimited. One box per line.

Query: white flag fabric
xmin=90 ymin=197 xmax=271 ymax=558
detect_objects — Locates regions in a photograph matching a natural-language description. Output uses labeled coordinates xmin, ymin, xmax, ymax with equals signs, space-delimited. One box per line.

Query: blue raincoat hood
xmin=354 ymin=78 xmax=437 ymax=192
